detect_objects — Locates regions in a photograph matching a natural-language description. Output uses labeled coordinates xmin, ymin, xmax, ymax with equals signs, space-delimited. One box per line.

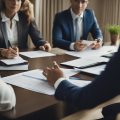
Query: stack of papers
xmin=0 ymin=56 xmax=28 ymax=70
xmin=65 ymin=46 xmax=118 ymax=58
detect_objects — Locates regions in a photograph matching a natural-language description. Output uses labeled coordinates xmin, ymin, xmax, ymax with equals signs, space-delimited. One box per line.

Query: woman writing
xmin=0 ymin=0 xmax=51 ymax=58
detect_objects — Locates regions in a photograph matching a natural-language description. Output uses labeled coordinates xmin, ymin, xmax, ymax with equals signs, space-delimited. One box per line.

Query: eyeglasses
xmin=74 ymin=0 xmax=88 ymax=4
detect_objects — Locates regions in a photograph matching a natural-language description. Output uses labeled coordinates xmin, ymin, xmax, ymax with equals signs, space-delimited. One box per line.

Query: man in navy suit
xmin=52 ymin=0 xmax=103 ymax=51
xmin=43 ymin=46 xmax=120 ymax=111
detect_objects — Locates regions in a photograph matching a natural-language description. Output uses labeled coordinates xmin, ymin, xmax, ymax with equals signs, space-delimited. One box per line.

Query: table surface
xmin=0 ymin=53 xmax=94 ymax=120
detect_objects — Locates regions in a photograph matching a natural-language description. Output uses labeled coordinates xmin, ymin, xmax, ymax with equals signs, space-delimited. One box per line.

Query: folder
xmin=60 ymin=57 xmax=109 ymax=69
xmin=0 ymin=56 xmax=28 ymax=70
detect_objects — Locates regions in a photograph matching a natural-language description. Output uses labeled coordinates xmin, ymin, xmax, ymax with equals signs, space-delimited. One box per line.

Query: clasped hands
xmin=74 ymin=40 xmax=102 ymax=51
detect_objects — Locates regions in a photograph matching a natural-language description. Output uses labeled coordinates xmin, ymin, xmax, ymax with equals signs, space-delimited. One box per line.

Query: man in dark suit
xmin=43 ymin=46 xmax=120 ymax=111
xmin=52 ymin=0 xmax=103 ymax=50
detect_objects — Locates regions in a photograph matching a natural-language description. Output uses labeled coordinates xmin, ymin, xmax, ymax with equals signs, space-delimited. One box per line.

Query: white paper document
xmin=3 ymin=69 xmax=90 ymax=95
xmin=65 ymin=46 xmax=118 ymax=58
xmin=20 ymin=50 xmax=55 ymax=58
xmin=23 ymin=68 xmax=79 ymax=80
xmin=0 ymin=64 xmax=28 ymax=70
xmin=0 ymin=56 xmax=27 ymax=65
xmin=61 ymin=57 xmax=109 ymax=68
xmin=79 ymin=64 xmax=106 ymax=75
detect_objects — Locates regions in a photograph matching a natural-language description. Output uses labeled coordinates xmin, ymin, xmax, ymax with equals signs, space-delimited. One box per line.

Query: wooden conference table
xmin=0 ymin=50 xmax=94 ymax=120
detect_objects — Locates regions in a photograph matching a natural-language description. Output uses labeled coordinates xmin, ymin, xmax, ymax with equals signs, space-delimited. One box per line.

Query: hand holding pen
xmin=1 ymin=47 xmax=19 ymax=59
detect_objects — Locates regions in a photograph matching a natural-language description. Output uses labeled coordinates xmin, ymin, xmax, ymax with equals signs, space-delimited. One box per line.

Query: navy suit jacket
xmin=52 ymin=9 xmax=103 ymax=50
xmin=55 ymin=46 xmax=120 ymax=110
xmin=0 ymin=11 xmax=46 ymax=49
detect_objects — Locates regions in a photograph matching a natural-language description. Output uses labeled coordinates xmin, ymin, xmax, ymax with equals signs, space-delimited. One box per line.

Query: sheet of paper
xmin=20 ymin=50 xmax=55 ymax=58
xmin=61 ymin=57 xmax=109 ymax=68
xmin=79 ymin=64 xmax=106 ymax=75
xmin=65 ymin=46 xmax=118 ymax=58
xmin=3 ymin=72 xmax=55 ymax=95
xmin=3 ymin=69 xmax=91 ymax=95
xmin=0 ymin=56 xmax=27 ymax=65
xmin=23 ymin=68 xmax=79 ymax=80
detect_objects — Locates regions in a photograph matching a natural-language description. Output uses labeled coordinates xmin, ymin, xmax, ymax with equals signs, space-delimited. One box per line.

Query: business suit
xmin=0 ymin=11 xmax=46 ymax=49
xmin=55 ymin=46 xmax=120 ymax=110
xmin=52 ymin=9 xmax=103 ymax=50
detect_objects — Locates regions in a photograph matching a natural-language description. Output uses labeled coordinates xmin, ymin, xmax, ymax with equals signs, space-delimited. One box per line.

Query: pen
xmin=8 ymin=40 xmax=19 ymax=55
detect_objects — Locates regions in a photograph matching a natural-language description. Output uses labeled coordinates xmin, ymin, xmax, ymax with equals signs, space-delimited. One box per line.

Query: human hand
xmin=1 ymin=47 xmax=19 ymax=59
xmin=74 ymin=41 xmax=87 ymax=51
xmin=43 ymin=61 xmax=64 ymax=86
xmin=90 ymin=40 xmax=102 ymax=49
xmin=39 ymin=43 xmax=51 ymax=52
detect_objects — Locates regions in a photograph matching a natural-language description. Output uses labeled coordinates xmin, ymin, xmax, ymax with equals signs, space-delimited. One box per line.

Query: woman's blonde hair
xmin=0 ymin=0 xmax=34 ymax=24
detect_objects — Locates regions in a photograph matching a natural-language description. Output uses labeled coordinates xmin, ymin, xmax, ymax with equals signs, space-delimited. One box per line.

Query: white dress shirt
xmin=0 ymin=79 xmax=16 ymax=111
xmin=70 ymin=9 xmax=84 ymax=50
xmin=1 ymin=12 xmax=19 ymax=47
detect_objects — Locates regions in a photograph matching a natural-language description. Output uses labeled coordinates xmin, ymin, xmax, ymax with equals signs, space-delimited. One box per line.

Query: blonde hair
xmin=0 ymin=0 xmax=34 ymax=24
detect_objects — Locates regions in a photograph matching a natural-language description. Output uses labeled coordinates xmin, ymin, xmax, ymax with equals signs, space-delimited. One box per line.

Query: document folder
xmin=60 ymin=57 xmax=109 ymax=69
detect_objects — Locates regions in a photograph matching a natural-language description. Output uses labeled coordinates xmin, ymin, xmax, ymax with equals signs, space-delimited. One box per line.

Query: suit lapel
xmin=16 ymin=21 xmax=22 ymax=48
xmin=17 ymin=13 xmax=23 ymax=48
xmin=67 ymin=10 xmax=74 ymax=42
xmin=0 ymin=21 xmax=9 ymax=48
xmin=82 ymin=11 xmax=87 ymax=39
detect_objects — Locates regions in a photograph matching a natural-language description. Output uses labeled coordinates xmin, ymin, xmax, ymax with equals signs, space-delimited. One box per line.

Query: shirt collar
xmin=70 ymin=8 xmax=84 ymax=20
xmin=1 ymin=12 xmax=19 ymax=22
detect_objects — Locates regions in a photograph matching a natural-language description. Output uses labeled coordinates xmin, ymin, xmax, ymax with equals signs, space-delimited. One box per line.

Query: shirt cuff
xmin=54 ymin=77 xmax=66 ymax=89
xmin=70 ymin=42 xmax=75 ymax=50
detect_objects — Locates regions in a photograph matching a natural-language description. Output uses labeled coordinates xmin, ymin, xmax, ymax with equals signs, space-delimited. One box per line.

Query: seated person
xmin=0 ymin=78 xmax=16 ymax=111
xmin=43 ymin=45 xmax=120 ymax=114
xmin=0 ymin=0 xmax=51 ymax=59
xmin=52 ymin=0 xmax=103 ymax=51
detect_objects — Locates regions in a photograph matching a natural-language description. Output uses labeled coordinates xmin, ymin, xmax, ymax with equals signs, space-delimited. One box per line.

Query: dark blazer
xmin=52 ymin=9 xmax=103 ymax=50
xmin=55 ymin=46 xmax=120 ymax=110
xmin=101 ymin=103 xmax=120 ymax=120
xmin=0 ymin=11 xmax=46 ymax=49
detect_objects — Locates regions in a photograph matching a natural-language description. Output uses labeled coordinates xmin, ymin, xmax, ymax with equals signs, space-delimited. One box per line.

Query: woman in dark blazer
xmin=0 ymin=0 xmax=51 ymax=58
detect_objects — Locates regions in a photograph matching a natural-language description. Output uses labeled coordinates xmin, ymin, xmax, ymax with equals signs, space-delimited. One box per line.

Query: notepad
xmin=0 ymin=56 xmax=28 ymax=70
xmin=0 ymin=56 xmax=27 ymax=66
xmin=20 ymin=50 xmax=55 ymax=58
